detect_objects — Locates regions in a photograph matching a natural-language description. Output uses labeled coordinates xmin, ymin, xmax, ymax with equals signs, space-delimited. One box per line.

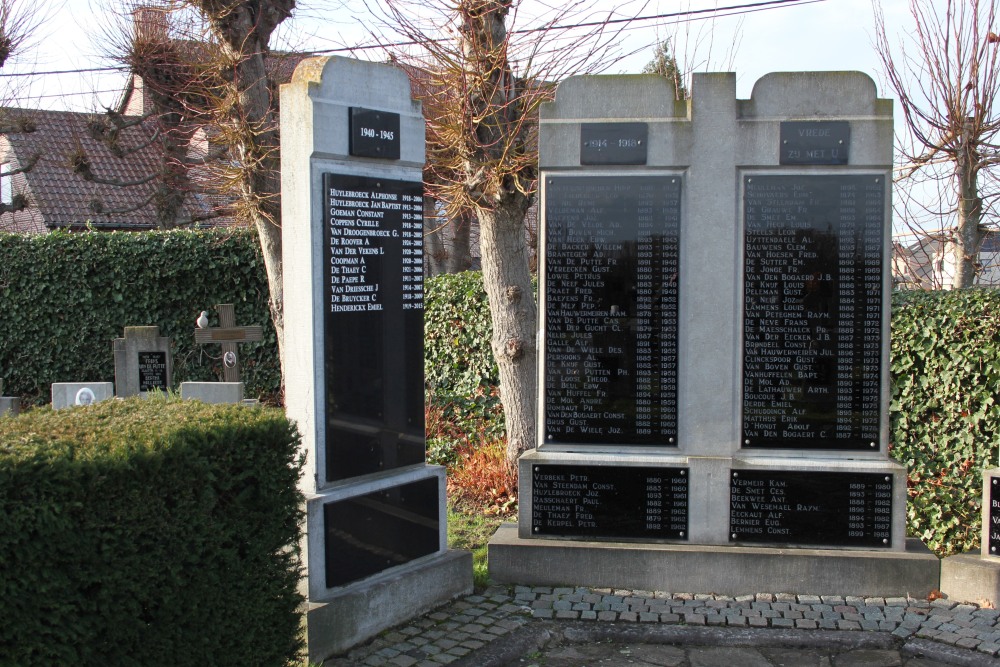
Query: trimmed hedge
xmin=0 ymin=397 xmax=304 ymax=666
xmin=890 ymin=289 xmax=1000 ymax=556
xmin=0 ymin=229 xmax=279 ymax=406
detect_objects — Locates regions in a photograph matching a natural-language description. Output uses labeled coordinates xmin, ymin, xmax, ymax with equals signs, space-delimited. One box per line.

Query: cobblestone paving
xmin=323 ymin=587 xmax=1000 ymax=666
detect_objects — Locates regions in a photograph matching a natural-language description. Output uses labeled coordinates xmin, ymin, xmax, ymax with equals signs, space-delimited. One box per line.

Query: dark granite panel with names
xmin=323 ymin=173 xmax=425 ymax=481
xmin=531 ymin=464 xmax=688 ymax=540
xmin=729 ymin=469 xmax=892 ymax=548
xmin=137 ymin=351 xmax=168 ymax=392
xmin=742 ymin=174 xmax=884 ymax=450
xmin=544 ymin=175 xmax=681 ymax=446
xmin=991 ymin=476 xmax=1000 ymax=557
xmin=323 ymin=477 xmax=440 ymax=588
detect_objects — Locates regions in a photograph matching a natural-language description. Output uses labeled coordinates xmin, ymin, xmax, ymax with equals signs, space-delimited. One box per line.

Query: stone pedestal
xmin=180 ymin=382 xmax=244 ymax=404
xmin=940 ymin=469 xmax=1000 ymax=605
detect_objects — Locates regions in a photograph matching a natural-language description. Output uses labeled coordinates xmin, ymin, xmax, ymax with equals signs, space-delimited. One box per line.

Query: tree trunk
xmin=478 ymin=201 xmax=537 ymax=468
xmin=424 ymin=196 xmax=447 ymax=277
xmin=948 ymin=118 xmax=983 ymax=289
xmin=449 ymin=209 xmax=473 ymax=273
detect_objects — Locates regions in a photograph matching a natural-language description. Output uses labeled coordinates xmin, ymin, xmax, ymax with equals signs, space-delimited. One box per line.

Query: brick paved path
xmin=323 ymin=587 xmax=1000 ymax=666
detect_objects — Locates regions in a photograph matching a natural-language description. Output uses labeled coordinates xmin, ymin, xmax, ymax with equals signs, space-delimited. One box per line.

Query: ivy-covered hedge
xmin=0 ymin=229 xmax=279 ymax=406
xmin=890 ymin=289 xmax=1000 ymax=557
xmin=0 ymin=397 xmax=304 ymax=666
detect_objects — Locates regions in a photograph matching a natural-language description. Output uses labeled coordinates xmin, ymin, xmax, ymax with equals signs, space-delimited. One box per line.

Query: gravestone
xmin=113 ymin=326 xmax=172 ymax=397
xmin=0 ymin=379 xmax=20 ymax=417
xmin=489 ymin=71 xmax=938 ymax=596
xmin=281 ymin=56 xmax=470 ymax=663
xmin=52 ymin=382 xmax=114 ymax=409
xmin=182 ymin=304 xmax=263 ymax=404
xmin=940 ymin=468 xmax=1000 ymax=606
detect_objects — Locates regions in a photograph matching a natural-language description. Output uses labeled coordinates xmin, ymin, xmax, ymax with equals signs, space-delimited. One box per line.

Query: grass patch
xmin=447 ymin=500 xmax=511 ymax=590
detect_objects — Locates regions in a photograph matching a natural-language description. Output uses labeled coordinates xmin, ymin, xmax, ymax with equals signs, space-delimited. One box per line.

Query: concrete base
xmin=51 ymin=382 xmax=115 ymax=409
xmin=180 ymin=382 xmax=244 ymax=404
xmin=0 ymin=397 xmax=19 ymax=417
xmin=305 ymin=549 xmax=473 ymax=663
xmin=488 ymin=523 xmax=939 ymax=597
xmin=940 ymin=552 xmax=1000 ymax=607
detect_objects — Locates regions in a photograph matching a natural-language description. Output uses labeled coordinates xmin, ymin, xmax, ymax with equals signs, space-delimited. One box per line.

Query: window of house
xmin=0 ymin=164 xmax=12 ymax=205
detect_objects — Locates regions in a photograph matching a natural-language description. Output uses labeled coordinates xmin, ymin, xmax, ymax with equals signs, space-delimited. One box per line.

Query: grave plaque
xmin=531 ymin=464 xmax=688 ymax=539
xmin=991 ymin=477 xmax=1000 ymax=557
xmin=323 ymin=476 xmax=439 ymax=588
xmin=324 ymin=173 xmax=425 ymax=480
xmin=580 ymin=123 xmax=648 ymax=165
xmin=729 ymin=469 xmax=892 ymax=548
xmin=544 ymin=175 xmax=681 ymax=445
xmin=137 ymin=351 xmax=168 ymax=392
xmin=742 ymin=174 xmax=884 ymax=450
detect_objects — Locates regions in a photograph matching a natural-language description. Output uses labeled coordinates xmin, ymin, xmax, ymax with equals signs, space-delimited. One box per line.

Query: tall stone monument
xmin=490 ymin=71 xmax=939 ymax=596
xmin=281 ymin=56 xmax=471 ymax=663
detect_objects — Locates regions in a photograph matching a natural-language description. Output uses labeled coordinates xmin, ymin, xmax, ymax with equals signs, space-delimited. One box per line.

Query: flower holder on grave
xmin=280 ymin=57 xmax=470 ymax=664
xmin=489 ymin=71 xmax=939 ymax=598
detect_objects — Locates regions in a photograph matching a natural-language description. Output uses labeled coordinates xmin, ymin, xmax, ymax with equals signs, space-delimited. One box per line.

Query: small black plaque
xmin=780 ymin=121 xmax=850 ymax=165
xmin=544 ymin=175 xmax=681 ymax=446
xmin=580 ymin=123 xmax=648 ymax=165
xmin=532 ymin=464 xmax=688 ymax=540
xmin=990 ymin=477 xmax=1000 ymax=557
xmin=349 ymin=107 xmax=401 ymax=160
xmin=324 ymin=477 xmax=439 ymax=588
xmin=323 ymin=173 xmax=424 ymax=481
xmin=137 ymin=351 xmax=168 ymax=392
xmin=729 ymin=470 xmax=892 ymax=548
xmin=742 ymin=174 xmax=884 ymax=450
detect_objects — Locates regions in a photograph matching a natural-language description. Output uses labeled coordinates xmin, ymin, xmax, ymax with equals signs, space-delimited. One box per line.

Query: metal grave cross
xmin=194 ymin=304 xmax=264 ymax=383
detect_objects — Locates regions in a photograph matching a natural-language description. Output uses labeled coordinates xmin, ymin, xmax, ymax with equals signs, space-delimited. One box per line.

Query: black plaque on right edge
xmin=990 ymin=477 xmax=1000 ymax=556
xmin=742 ymin=174 xmax=883 ymax=450
xmin=730 ymin=469 xmax=892 ymax=548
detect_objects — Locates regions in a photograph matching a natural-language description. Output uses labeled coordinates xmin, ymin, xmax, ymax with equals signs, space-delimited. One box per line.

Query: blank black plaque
xmin=324 ymin=173 xmax=425 ymax=481
xmin=991 ymin=477 xmax=1000 ymax=556
xmin=137 ymin=351 xmax=168 ymax=392
xmin=532 ymin=464 xmax=688 ymax=540
xmin=742 ymin=174 xmax=884 ymax=450
xmin=729 ymin=469 xmax=892 ymax=548
xmin=324 ymin=477 xmax=439 ymax=588
xmin=544 ymin=175 xmax=681 ymax=446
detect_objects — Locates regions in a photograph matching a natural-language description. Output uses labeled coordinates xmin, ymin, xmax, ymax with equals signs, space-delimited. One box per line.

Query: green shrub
xmin=0 ymin=229 xmax=279 ymax=406
xmin=890 ymin=288 xmax=1000 ymax=556
xmin=0 ymin=397 xmax=304 ymax=666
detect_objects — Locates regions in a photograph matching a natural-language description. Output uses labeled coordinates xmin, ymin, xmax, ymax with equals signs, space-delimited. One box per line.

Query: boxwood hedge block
xmin=0 ymin=397 xmax=304 ymax=666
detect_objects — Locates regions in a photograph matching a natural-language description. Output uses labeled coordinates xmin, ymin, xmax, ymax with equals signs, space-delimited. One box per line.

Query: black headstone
xmin=729 ymin=469 xmax=892 ymax=548
xmin=323 ymin=173 xmax=425 ymax=480
xmin=323 ymin=477 xmax=439 ymax=588
xmin=742 ymin=174 xmax=884 ymax=450
xmin=544 ymin=175 xmax=681 ymax=446
xmin=137 ymin=351 xmax=168 ymax=392
xmin=991 ymin=477 xmax=1000 ymax=557
xmin=531 ymin=464 xmax=688 ymax=540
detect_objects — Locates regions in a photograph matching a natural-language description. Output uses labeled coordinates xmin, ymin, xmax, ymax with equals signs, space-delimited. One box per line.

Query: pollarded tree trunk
xmin=946 ymin=119 xmax=983 ymax=288
xmin=478 ymin=198 xmax=537 ymax=466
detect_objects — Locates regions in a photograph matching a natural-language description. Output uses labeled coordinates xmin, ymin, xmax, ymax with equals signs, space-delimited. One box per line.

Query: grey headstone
xmin=113 ymin=326 xmax=172 ymax=397
xmin=180 ymin=382 xmax=244 ymax=405
xmin=51 ymin=382 xmax=115 ymax=410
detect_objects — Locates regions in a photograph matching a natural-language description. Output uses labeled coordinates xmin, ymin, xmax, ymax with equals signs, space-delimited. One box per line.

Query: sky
xmin=3 ymin=0 xmax=912 ymax=113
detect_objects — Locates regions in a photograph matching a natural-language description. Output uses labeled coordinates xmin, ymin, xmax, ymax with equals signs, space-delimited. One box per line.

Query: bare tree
xmin=876 ymin=0 xmax=1000 ymax=289
xmin=373 ymin=0 xmax=627 ymax=468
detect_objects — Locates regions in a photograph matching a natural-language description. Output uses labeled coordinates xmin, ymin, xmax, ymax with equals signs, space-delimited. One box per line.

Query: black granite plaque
xmin=323 ymin=173 xmax=424 ymax=481
xmin=324 ymin=477 xmax=439 ymax=588
xmin=544 ymin=175 xmax=681 ymax=446
xmin=580 ymin=123 xmax=648 ymax=165
xmin=780 ymin=121 xmax=850 ymax=165
xmin=349 ymin=107 xmax=401 ymax=160
xmin=990 ymin=477 xmax=1000 ymax=557
xmin=729 ymin=469 xmax=892 ymax=548
xmin=532 ymin=464 xmax=688 ymax=539
xmin=137 ymin=351 xmax=168 ymax=392
xmin=742 ymin=174 xmax=884 ymax=450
